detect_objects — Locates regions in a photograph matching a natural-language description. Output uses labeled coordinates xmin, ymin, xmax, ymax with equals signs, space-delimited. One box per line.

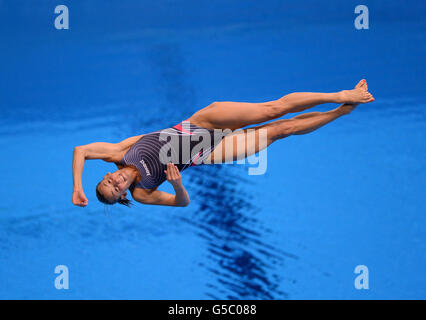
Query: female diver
xmin=72 ymin=80 xmax=374 ymax=208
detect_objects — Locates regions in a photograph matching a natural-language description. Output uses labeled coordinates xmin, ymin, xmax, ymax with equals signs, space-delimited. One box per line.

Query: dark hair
xmin=96 ymin=181 xmax=132 ymax=208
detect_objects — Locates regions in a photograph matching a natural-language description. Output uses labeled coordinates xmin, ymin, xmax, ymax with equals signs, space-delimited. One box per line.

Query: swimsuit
xmin=119 ymin=120 xmax=226 ymax=189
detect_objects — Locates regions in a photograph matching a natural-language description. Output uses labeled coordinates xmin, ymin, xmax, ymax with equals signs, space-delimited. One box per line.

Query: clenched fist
xmin=72 ymin=189 xmax=88 ymax=207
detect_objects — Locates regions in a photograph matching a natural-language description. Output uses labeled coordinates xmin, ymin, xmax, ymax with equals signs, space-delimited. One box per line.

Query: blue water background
xmin=0 ymin=0 xmax=425 ymax=299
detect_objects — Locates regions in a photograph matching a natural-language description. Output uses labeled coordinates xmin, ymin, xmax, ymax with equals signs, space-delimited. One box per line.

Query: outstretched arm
xmin=132 ymin=163 xmax=190 ymax=207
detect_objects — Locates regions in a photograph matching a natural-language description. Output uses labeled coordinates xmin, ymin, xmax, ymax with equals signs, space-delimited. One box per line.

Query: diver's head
xmin=95 ymin=166 xmax=138 ymax=207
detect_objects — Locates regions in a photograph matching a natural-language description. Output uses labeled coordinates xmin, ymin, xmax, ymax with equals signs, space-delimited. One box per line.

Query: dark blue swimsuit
xmin=119 ymin=120 xmax=226 ymax=189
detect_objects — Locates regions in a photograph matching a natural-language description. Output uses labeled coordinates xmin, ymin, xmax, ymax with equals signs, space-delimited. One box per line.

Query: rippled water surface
xmin=0 ymin=1 xmax=425 ymax=299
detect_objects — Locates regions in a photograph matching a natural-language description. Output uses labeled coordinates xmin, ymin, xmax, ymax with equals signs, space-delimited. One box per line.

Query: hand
xmin=164 ymin=163 xmax=182 ymax=187
xmin=73 ymin=189 xmax=89 ymax=207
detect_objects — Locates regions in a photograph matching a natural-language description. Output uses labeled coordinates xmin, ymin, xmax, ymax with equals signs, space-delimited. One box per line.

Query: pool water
xmin=0 ymin=0 xmax=425 ymax=299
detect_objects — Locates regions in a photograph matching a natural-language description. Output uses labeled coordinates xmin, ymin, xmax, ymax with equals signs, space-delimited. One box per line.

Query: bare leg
xmin=270 ymin=104 xmax=354 ymax=137
xmin=190 ymin=80 xmax=373 ymax=131
xmin=207 ymin=103 xmax=357 ymax=163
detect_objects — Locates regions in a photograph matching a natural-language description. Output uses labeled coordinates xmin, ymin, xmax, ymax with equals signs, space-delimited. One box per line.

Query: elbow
xmin=73 ymin=146 xmax=86 ymax=155
xmin=182 ymin=201 xmax=190 ymax=207
xmin=73 ymin=146 xmax=87 ymax=159
xmin=74 ymin=146 xmax=83 ymax=153
xmin=177 ymin=200 xmax=190 ymax=207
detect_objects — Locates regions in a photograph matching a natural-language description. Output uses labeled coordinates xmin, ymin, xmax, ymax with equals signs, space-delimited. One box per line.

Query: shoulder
xmin=117 ymin=134 xmax=145 ymax=151
xmin=108 ymin=135 xmax=145 ymax=162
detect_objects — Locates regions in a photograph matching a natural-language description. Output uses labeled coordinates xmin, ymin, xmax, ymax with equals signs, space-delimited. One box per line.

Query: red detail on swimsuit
xmin=191 ymin=151 xmax=202 ymax=166
xmin=173 ymin=123 xmax=193 ymax=135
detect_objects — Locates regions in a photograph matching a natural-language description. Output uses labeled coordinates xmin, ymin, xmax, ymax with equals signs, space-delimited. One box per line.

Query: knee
xmin=263 ymin=101 xmax=285 ymax=119
xmin=269 ymin=120 xmax=294 ymax=141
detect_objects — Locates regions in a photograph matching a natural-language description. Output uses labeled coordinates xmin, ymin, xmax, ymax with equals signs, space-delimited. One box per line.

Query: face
xmin=98 ymin=169 xmax=133 ymax=203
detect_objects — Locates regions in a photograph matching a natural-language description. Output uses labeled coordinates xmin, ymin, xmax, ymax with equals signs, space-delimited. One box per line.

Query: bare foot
xmin=338 ymin=79 xmax=374 ymax=104
xmin=338 ymin=80 xmax=373 ymax=115
xmin=356 ymin=79 xmax=368 ymax=91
